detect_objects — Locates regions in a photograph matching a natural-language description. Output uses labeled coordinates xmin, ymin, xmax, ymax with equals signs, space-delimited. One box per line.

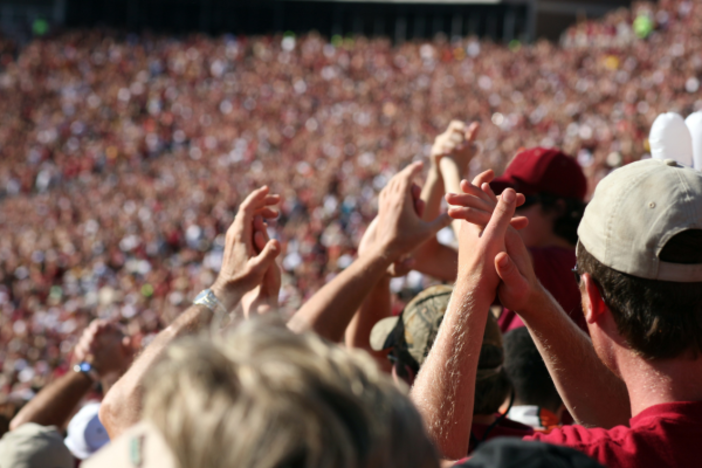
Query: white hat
xmin=649 ymin=112 xmax=694 ymax=167
xmin=685 ymin=111 xmax=702 ymax=170
xmin=578 ymin=158 xmax=702 ymax=281
xmin=64 ymin=402 xmax=110 ymax=460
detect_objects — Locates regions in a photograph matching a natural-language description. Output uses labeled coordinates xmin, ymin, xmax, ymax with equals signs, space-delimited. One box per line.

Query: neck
xmin=617 ymin=350 xmax=702 ymax=417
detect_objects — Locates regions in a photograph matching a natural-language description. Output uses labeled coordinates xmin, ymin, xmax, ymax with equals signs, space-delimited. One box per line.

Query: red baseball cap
xmin=490 ymin=148 xmax=586 ymax=200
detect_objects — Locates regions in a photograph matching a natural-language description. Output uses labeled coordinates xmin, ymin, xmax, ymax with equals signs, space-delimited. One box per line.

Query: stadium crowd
xmin=1 ymin=0 xmax=702 ymax=466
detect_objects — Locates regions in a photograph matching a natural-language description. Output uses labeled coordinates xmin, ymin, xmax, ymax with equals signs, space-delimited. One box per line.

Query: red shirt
xmin=498 ymin=247 xmax=586 ymax=333
xmin=526 ymin=401 xmax=702 ymax=468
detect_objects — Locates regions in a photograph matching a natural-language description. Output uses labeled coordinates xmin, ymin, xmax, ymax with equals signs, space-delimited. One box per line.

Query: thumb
xmin=251 ymin=239 xmax=281 ymax=271
xmin=426 ymin=212 xmax=452 ymax=235
xmin=495 ymin=252 xmax=530 ymax=298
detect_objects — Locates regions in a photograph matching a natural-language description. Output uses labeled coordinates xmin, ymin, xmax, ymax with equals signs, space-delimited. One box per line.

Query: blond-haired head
xmin=142 ymin=320 xmax=438 ymax=468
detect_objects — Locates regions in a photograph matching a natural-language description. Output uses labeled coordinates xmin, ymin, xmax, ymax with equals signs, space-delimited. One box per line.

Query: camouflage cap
xmin=370 ymin=285 xmax=503 ymax=374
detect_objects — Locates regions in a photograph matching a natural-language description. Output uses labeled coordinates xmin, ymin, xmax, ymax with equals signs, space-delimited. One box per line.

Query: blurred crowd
xmin=0 ymin=0 xmax=701 ymax=398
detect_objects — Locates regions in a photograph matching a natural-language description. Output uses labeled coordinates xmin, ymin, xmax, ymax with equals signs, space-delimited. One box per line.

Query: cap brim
xmin=369 ymin=316 xmax=400 ymax=351
xmin=489 ymin=178 xmax=514 ymax=196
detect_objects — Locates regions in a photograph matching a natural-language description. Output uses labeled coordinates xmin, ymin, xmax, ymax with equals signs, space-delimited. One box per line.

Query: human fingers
xmin=482 ymin=189 xmax=518 ymax=242
xmin=495 ymin=252 xmax=532 ymax=309
xmin=481 ymin=182 xmax=497 ymax=203
xmin=388 ymin=257 xmax=416 ymax=277
xmin=464 ymin=122 xmax=480 ymax=142
xmin=447 ymin=120 xmax=466 ymax=133
xmin=248 ymin=239 xmax=281 ymax=277
xmin=425 ymin=212 xmax=452 ymax=237
xmin=470 ymin=170 xmax=495 ymax=190
xmin=446 ymin=192 xmax=496 ymax=212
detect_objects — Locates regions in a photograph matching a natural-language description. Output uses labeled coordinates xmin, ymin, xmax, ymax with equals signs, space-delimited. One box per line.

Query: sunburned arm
xmin=411 ymin=187 xmax=519 ymax=460
xmin=101 ymin=186 xmax=282 ymax=439
xmin=10 ymin=371 xmax=93 ymax=431
xmin=420 ymin=163 xmax=445 ymax=225
xmin=410 ymin=277 xmax=492 ymax=459
xmin=516 ymin=286 xmax=631 ymax=427
xmin=99 ymin=304 xmax=214 ymax=439
xmin=288 ymin=250 xmax=393 ymax=342
xmin=344 ymin=276 xmax=393 ymax=372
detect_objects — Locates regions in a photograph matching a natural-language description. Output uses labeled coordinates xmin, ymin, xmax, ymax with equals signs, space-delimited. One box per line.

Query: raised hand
xmin=73 ymin=320 xmax=134 ymax=380
xmin=431 ymin=120 xmax=480 ymax=172
xmin=241 ymin=214 xmax=282 ymax=317
xmin=210 ymin=186 xmax=282 ymax=311
xmin=445 ymin=170 xmax=542 ymax=312
xmin=372 ymin=161 xmax=451 ymax=261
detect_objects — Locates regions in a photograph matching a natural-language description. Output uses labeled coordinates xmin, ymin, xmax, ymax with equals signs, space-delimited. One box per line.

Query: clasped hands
xmin=445 ymin=170 xmax=543 ymax=312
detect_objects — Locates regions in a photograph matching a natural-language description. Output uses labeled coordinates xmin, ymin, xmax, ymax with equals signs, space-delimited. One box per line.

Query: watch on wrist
xmin=193 ymin=289 xmax=227 ymax=315
xmin=73 ymin=361 xmax=100 ymax=382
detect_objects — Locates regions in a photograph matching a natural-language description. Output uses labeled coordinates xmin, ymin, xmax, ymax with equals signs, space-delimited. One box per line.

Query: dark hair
xmin=503 ymin=328 xmax=561 ymax=412
xmin=576 ymin=230 xmax=702 ymax=360
xmin=473 ymin=369 xmax=512 ymax=415
xmin=539 ymin=194 xmax=586 ymax=246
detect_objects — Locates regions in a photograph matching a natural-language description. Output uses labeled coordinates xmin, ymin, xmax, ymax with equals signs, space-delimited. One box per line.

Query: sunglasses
xmin=572 ymin=263 xmax=581 ymax=285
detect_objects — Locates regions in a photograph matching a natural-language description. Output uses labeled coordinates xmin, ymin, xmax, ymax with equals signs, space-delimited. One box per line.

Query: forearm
xmin=520 ymin=288 xmax=631 ymax=428
xmin=287 ymin=250 xmax=393 ymax=342
xmin=411 ymin=237 xmax=458 ymax=282
xmin=421 ymin=165 xmax=445 ymax=223
xmin=410 ymin=278 xmax=492 ymax=459
xmin=10 ymin=371 xmax=93 ymax=431
xmin=100 ymin=304 xmax=214 ymax=439
xmin=439 ymin=157 xmax=465 ymax=237
xmin=344 ymin=276 xmax=393 ymax=372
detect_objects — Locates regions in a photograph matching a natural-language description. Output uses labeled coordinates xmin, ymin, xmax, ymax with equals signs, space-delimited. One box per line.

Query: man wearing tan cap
xmin=411 ymin=158 xmax=702 ymax=467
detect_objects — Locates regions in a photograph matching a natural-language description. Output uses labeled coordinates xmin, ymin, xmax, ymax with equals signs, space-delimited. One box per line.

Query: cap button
xmin=664 ymin=159 xmax=679 ymax=166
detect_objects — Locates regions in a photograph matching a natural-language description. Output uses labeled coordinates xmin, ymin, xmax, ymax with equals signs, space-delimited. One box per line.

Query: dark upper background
xmin=0 ymin=0 xmax=633 ymax=43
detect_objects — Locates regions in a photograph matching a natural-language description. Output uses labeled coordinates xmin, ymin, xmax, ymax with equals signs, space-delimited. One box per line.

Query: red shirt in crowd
xmin=498 ymin=247 xmax=586 ymax=333
xmin=526 ymin=401 xmax=702 ymax=468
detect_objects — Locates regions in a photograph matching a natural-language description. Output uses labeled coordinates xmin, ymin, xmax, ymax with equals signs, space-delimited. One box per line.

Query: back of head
xmin=458 ymin=438 xmax=605 ymax=468
xmin=371 ymin=286 xmax=511 ymax=415
xmin=503 ymin=328 xmax=561 ymax=412
xmin=142 ymin=320 xmax=438 ymax=468
xmin=576 ymin=159 xmax=702 ymax=359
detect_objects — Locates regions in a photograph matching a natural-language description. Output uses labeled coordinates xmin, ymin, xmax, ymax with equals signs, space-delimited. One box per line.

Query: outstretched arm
xmin=288 ymin=162 xmax=451 ymax=342
xmin=412 ymin=121 xmax=480 ymax=281
xmin=100 ymin=187 xmax=281 ymax=439
xmin=411 ymin=180 xmax=520 ymax=460
xmin=11 ymin=320 xmax=133 ymax=431
xmin=446 ymin=177 xmax=630 ymax=428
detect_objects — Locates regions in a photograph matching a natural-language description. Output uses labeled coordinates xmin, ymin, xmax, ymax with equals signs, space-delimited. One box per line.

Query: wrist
xmin=197 ymin=285 xmax=234 ymax=314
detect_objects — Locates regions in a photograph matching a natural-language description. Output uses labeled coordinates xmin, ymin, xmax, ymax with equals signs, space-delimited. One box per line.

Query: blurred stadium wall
xmin=0 ymin=0 xmax=631 ymax=43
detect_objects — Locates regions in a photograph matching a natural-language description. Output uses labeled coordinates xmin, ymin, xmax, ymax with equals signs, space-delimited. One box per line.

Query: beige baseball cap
xmin=0 ymin=423 xmax=73 ymax=468
xmin=578 ymin=158 xmax=702 ymax=281
xmin=83 ymin=421 xmax=176 ymax=468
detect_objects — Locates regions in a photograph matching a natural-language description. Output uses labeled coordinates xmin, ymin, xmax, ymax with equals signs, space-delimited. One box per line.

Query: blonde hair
xmin=142 ymin=319 xmax=438 ymax=468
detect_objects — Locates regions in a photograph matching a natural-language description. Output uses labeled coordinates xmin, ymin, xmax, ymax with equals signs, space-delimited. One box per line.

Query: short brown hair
xmin=577 ymin=231 xmax=702 ymax=360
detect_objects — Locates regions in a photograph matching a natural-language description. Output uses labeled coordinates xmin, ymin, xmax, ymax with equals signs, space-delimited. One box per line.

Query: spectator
xmin=369 ymin=285 xmax=533 ymax=453
xmin=489 ymin=148 xmax=587 ymax=333
xmin=456 ymin=438 xmax=605 ymax=468
xmin=503 ymin=327 xmax=563 ymax=431
xmin=411 ymin=158 xmax=702 ymax=467
xmin=88 ymin=320 xmax=439 ymax=468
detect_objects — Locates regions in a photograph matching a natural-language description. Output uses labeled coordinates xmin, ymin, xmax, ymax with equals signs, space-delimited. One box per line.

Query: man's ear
xmin=582 ymin=273 xmax=607 ymax=325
